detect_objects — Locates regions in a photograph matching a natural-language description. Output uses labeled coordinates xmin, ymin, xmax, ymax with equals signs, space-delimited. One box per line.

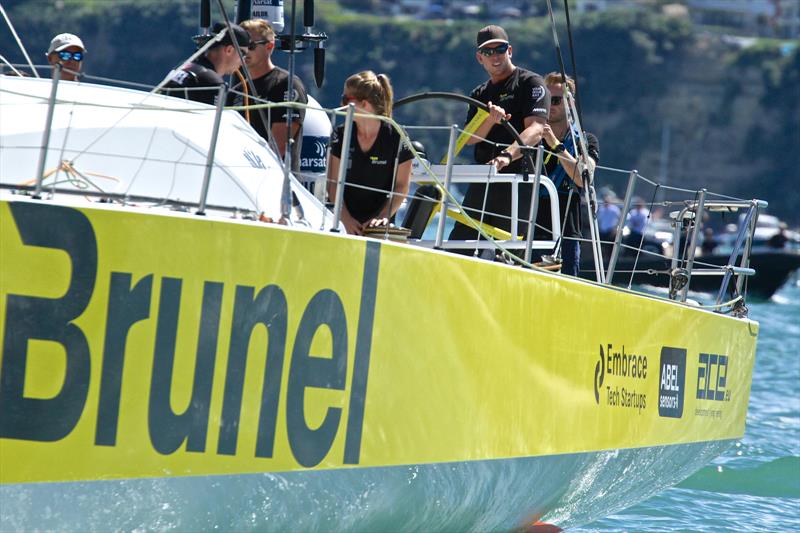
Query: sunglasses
xmin=550 ymin=96 xmax=563 ymax=105
xmin=57 ymin=51 xmax=83 ymax=62
xmin=341 ymin=94 xmax=358 ymax=105
xmin=477 ymin=42 xmax=509 ymax=57
xmin=247 ymin=39 xmax=268 ymax=50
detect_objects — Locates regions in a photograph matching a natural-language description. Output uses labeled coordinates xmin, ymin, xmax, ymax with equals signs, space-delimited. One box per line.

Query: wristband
xmin=553 ymin=143 xmax=566 ymax=154
xmin=499 ymin=150 xmax=513 ymax=162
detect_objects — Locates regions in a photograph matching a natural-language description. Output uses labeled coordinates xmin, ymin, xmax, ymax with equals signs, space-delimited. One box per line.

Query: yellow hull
xmin=0 ymin=198 xmax=758 ymax=483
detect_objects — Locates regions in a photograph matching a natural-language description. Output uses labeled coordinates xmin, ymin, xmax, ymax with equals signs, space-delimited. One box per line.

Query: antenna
xmin=274 ymin=0 xmax=327 ymax=88
xmin=304 ymin=0 xmax=314 ymax=28
xmin=235 ymin=0 xmax=251 ymax=23
xmin=200 ymin=0 xmax=211 ymax=33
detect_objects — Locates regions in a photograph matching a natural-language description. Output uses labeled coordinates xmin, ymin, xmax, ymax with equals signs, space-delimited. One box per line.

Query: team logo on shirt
xmin=532 ymin=85 xmax=545 ymax=101
xmin=369 ymin=156 xmax=388 ymax=166
xmin=283 ymin=89 xmax=300 ymax=102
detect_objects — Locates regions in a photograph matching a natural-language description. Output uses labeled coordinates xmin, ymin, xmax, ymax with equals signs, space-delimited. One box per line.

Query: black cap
xmin=209 ymin=22 xmax=251 ymax=48
xmin=476 ymin=25 xmax=509 ymax=48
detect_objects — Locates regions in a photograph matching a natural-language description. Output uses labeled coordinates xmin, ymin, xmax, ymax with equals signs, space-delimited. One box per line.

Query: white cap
xmin=47 ymin=33 xmax=86 ymax=55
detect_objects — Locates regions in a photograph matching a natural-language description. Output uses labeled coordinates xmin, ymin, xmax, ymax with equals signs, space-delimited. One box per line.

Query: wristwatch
xmin=499 ymin=150 xmax=513 ymax=162
xmin=553 ymin=143 xmax=566 ymax=154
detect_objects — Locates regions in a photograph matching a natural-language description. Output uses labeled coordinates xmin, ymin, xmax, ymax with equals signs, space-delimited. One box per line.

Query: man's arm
xmin=465 ymin=101 xmax=511 ymax=146
xmin=271 ymin=121 xmax=302 ymax=159
xmin=542 ymin=126 xmax=598 ymax=188
xmin=490 ymin=115 xmax=545 ymax=170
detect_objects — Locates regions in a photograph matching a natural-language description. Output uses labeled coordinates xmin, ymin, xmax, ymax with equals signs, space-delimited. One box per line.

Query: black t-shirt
xmin=450 ymin=67 xmax=549 ymax=241
xmin=536 ymin=132 xmax=600 ymax=239
xmin=330 ymin=122 xmax=413 ymax=224
xmin=467 ymin=67 xmax=550 ymax=174
xmin=231 ymin=67 xmax=308 ymax=170
xmin=162 ymin=56 xmax=224 ymax=106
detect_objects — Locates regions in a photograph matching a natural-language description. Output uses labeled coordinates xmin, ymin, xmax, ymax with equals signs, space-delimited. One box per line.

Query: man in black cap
xmin=449 ymin=25 xmax=551 ymax=247
xmin=162 ymin=22 xmax=251 ymax=105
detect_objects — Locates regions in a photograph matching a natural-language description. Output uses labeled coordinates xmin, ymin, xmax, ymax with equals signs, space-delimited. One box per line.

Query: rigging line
xmin=544 ymin=0 xmax=568 ymax=86
xmin=0 ymin=53 xmax=23 ymax=76
xmin=626 ymin=183 xmax=660 ymax=290
xmin=0 ymin=2 xmax=39 ymax=78
xmin=52 ymin=96 xmax=80 ymax=196
xmin=562 ymin=0 xmax=583 ymax=124
xmin=65 ymin=34 xmax=225 ymax=166
xmin=215 ymin=0 xmax=284 ymax=168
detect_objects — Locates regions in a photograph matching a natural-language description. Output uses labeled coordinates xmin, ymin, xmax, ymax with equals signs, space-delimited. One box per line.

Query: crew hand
xmin=366 ymin=217 xmax=390 ymax=229
xmin=543 ymin=123 xmax=559 ymax=149
xmin=490 ymin=151 xmax=512 ymax=171
xmin=341 ymin=211 xmax=363 ymax=235
xmin=487 ymin=101 xmax=511 ymax=125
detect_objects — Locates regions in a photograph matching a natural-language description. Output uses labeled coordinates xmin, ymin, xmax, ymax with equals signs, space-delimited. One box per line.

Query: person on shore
xmin=326 ymin=71 xmax=412 ymax=235
xmin=625 ymin=199 xmax=650 ymax=246
xmin=448 ymin=25 xmax=550 ymax=247
xmin=701 ymin=227 xmax=718 ymax=255
xmin=230 ymin=18 xmax=308 ymax=171
xmin=537 ymin=71 xmax=599 ymax=276
xmin=162 ymin=22 xmax=250 ymax=105
xmin=46 ymin=33 xmax=86 ymax=81
xmin=598 ymin=194 xmax=621 ymax=244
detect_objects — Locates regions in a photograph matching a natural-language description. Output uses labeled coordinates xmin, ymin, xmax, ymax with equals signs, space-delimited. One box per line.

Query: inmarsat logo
xmin=658 ymin=347 xmax=687 ymax=418
xmin=314 ymin=140 xmax=326 ymax=157
xmin=300 ymin=135 xmax=329 ymax=172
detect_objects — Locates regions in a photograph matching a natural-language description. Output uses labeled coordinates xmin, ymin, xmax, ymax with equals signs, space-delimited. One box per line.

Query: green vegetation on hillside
xmin=1 ymin=1 xmax=797 ymax=222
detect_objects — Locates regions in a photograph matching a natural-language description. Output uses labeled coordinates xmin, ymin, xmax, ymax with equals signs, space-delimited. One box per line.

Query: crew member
xmin=162 ymin=22 xmax=250 ymax=105
xmin=46 ymin=33 xmax=86 ymax=81
xmin=326 ymin=71 xmax=412 ymax=235
xmin=449 ymin=25 xmax=550 ymax=247
xmin=231 ymin=18 xmax=308 ymax=171
xmin=538 ymin=72 xmax=599 ymax=276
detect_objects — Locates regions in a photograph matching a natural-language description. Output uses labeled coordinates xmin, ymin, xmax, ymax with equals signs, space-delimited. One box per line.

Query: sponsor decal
xmin=300 ymin=135 xmax=328 ymax=172
xmin=243 ymin=149 xmax=266 ymax=169
xmin=694 ymin=353 xmax=730 ymax=419
xmin=0 ymin=203 xmax=379 ymax=468
xmin=593 ymin=343 xmax=648 ymax=414
xmin=368 ymin=155 xmax=388 ymax=166
xmin=657 ymin=347 xmax=686 ymax=418
xmin=531 ymin=85 xmax=545 ymax=101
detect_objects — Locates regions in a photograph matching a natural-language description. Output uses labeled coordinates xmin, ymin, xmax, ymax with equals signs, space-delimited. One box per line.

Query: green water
xmin=582 ymin=281 xmax=800 ymax=531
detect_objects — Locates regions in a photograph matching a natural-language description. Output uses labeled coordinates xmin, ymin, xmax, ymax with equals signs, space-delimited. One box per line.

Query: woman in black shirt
xmin=327 ymin=71 xmax=413 ymax=235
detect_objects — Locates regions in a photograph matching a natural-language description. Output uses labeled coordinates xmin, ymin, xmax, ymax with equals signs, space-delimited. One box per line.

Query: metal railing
xmin=0 ymin=70 xmax=770 ymax=315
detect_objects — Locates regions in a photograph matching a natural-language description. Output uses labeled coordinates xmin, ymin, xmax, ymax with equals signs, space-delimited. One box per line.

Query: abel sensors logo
xmin=658 ymin=347 xmax=687 ymax=418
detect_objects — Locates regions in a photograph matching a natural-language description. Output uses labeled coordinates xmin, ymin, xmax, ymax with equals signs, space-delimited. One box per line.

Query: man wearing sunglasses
xmin=162 ymin=22 xmax=250 ymax=106
xmin=449 ymin=25 xmax=551 ymax=247
xmin=230 ymin=18 xmax=308 ymax=171
xmin=538 ymin=72 xmax=599 ymax=276
xmin=46 ymin=33 xmax=86 ymax=82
